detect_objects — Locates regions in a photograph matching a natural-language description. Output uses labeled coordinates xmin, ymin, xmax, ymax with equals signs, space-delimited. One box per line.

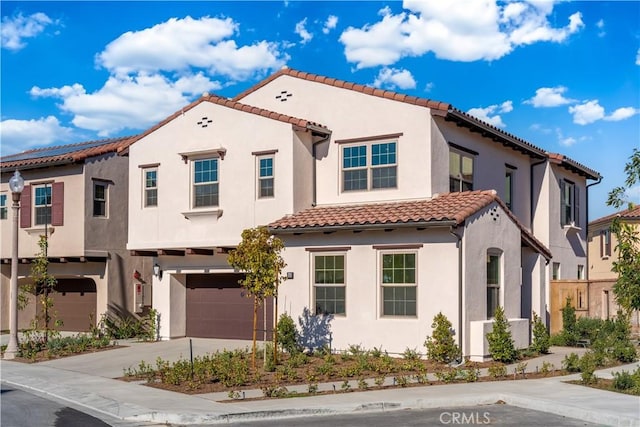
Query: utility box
xmin=133 ymin=282 xmax=152 ymax=313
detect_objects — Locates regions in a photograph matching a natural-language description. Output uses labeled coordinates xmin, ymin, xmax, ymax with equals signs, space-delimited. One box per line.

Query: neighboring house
xmin=551 ymin=205 xmax=640 ymax=333
xmin=0 ymin=138 xmax=150 ymax=332
xmin=124 ymin=68 xmax=600 ymax=360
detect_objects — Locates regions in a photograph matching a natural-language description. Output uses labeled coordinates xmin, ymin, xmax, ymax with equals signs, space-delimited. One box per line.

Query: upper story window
xmin=193 ymin=158 xmax=219 ymax=208
xmin=314 ymin=254 xmax=346 ymax=316
xmin=0 ymin=194 xmax=6 ymax=220
xmin=577 ymin=264 xmax=585 ymax=280
xmin=505 ymin=166 xmax=515 ymax=210
xmin=600 ymin=229 xmax=611 ymax=258
xmin=381 ymin=252 xmax=416 ymax=317
xmin=560 ymin=179 xmax=579 ymax=227
xmin=486 ymin=250 xmax=502 ymax=319
xmin=552 ymin=262 xmax=560 ymax=280
xmin=258 ymin=155 xmax=274 ymax=198
xmin=449 ymin=147 xmax=474 ymax=192
xmin=342 ymin=141 xmax=397 ymax=192
xmin=34 ymin=184 xmax=52 ymax=225
xmin=93 ymin=182 xmax=108 ymax=217
xmin=143 ymin=168 xmax=158 ymax=208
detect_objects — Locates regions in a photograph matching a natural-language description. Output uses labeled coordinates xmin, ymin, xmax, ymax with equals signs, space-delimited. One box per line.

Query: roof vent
xmin=202 ymin=92 xmax=210 ymax=97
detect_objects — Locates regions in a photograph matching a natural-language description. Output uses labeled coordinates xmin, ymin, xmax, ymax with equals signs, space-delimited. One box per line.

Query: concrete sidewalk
xmin=1 ymin=341 xmax=639 ymax=426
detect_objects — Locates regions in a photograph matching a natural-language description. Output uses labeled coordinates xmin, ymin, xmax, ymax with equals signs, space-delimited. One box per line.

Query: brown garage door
xmin=37 ymin=278 xmax=97 ymax=332
xmin=186 ymin=273 xmax=274 ymax=339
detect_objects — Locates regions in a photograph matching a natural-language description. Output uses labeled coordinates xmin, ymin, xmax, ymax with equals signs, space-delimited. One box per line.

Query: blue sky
xmin=1 ymin=1 xmax=638 ymax=220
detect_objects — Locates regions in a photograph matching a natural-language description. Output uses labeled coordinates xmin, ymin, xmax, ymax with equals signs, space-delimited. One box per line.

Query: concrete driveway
xmin=7 ymin=335 xmax=258 ymax=379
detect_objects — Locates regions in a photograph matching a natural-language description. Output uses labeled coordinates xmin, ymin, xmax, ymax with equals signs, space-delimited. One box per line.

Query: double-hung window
xmin=381 ymin=252 xmax=416 ymax=316
xmin=93 ymin=182 xmax=107 ymax=217
xmin=34 ymin=184 xmax=52 ymax=226
xmin=313 ymin=254 xmax=345 ymax=315
xmin=193 ymin=158 xmax=219 ymax=208
xmin=600 ymin=229 xmax=611 ymax=258
xmin=560 ymin=179 xmax=579 ymax=226
xmin=449 ymin=148 xmax=474 ymax=192
xmin=505 ymin=166 xmax=515 ymax=210
xmin=0 ymin=194 xmax=6 ymax=220
xmin=258 ymin=155 xmax=274 ymax=198
xmin=342 ymin=141 xmax=397 ymax=191
xmin=486 ymin=251 xmax=501 ymax=319
xmin=143 ymin=168 xmax=158 ymax=207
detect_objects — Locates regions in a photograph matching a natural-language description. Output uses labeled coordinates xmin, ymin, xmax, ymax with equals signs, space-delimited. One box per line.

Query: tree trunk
xmin=252 ymin=297 xmax=258 ymax=370
xmin=273 ymin=294 xmax=278 ymax=365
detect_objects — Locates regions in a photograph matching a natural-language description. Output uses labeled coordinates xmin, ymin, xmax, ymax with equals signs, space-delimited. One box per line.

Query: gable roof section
xmin=1 ymin=136 xmax=135 ymax=170
xmin=269 ymin=190 xmax=552 ymax=260
xmin=118 ymin=93 xmax=329 ymax=154
xmin=234 ymin=67 xmax=550 ymax=160
xmin=548 ymin=153 xmax=601 ymax=180
xmin=589 ymin=204 xmax=640 ymax=227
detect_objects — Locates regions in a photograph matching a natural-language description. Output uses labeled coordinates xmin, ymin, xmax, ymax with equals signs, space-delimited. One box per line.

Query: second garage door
xmin=186 ymin=273 xmax=274 ymax=340
xmin=37 ymin=278 xmax=97 ymax=332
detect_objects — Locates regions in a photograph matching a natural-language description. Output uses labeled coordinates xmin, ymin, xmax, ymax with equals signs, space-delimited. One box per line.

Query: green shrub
xmin=424 ymin=312 xmax=461 ymax=364
xmin=612 ymin=370 xmax=634 ymax=391
xmin=540 ymin=361 xmax=554 ymax=375
xmin=530 ymin=312 xmax=550 ymax=354
xmin=488 ymin=364 xmax=507 ymax=378
xmin=562 ymin=352 xmax=580 ymax=373
xmin=579 ymin=352 xmax=597 ymax=384
xmin=560 ymin=298 xmax=578 ymax=346
xmin=486 ymin=306 xmax=517 ymax=363
xmin=277 ymin=313 xmax=300 ymax=354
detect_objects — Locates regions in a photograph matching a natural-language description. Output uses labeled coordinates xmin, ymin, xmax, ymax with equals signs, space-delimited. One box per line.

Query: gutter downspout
xmin=449 ymin=226 xmax=463 ymax=363
xmin=585 ymin=176 xmax=603 ymax=281
xmin=530 ymin=158 xmax=546 ymax=234
xmin=310 ymin=128 xmax=332 ymax=207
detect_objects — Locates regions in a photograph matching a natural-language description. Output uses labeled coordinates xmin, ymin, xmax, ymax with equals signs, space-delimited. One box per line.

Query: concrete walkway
xmin=1 ymin=339 xmax=639 ymax=426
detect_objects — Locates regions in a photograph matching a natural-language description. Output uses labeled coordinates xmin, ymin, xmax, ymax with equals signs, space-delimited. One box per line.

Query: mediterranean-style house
xmin=122 ymin=68 xmax=601 ymax=361
xmin=0 ymin=138 xmax=151 ymax=332
xmin=550 ymin=204 xmax=640 ymax=333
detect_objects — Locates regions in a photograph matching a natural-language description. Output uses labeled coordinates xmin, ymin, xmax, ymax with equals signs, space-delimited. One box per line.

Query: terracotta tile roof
xmin=118 ymin=93 xmax=329 ymax=154
xmin=1 ymin=136 xmax=135 ymax=170
xmin=589 ymin=204 xmax=640 ymax=227
xmin=547 ymin=153 xmax=601 ymax=180
xmin=269 ymin=190 xmax=552 ymax=260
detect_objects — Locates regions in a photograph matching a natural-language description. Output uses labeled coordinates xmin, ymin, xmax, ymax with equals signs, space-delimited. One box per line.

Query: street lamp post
xmin=4 ymin=170 xmax=24 ymax=360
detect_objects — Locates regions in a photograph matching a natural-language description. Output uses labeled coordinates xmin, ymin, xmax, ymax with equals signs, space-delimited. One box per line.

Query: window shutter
xmin=560 ymin=179 xmax=566 ymax=226
xmin=51 ymin=182 xmax=64 ymax=226
xmin=20 ymin=185 xmax=31 ymax=228
xmin=600 ymin=231 xmax=604 ymax=257
xmin=574 ymin=187 xmax=580 ymax=226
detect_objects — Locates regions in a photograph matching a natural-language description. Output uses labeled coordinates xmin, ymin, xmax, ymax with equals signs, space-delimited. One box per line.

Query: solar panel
xmin=2 ymin=139 xmax=116 ymax=162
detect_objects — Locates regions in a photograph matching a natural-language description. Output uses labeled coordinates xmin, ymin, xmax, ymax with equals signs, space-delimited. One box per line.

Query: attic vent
xmin=275 ymin=90 xmax=293 ymax=102
xmin=197 ymin=117 xmax=213 ymax=128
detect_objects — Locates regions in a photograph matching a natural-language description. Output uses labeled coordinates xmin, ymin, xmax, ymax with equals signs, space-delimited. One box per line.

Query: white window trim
xmin=191 ymin=157 xmax=219 ymax=210
xmin=449 ymin=147 xmax=475 ymax=192
xmin=93 ymin=181 xmax=109 ymax=218
xmin=142 ymin=167 xmax=158 ymax=208
xmin=312 ymin=252 xmax=347 ymax=317
xmin=33 ymin=184 xmax=52 ymax=226
xmin=486 ymin=249 xmax=503 ymax=320
xmin=0 ymin=193 xmax=7 ymax=220
xmin=340 ymin=139 xmax=398 ymax=193
xmin=601 ymin=229 xmax=611 ymax=259
xmin=379 ymin=250 xmax=418 ymax=318
xmin=257 ymin=154 xmax=275 ymax=199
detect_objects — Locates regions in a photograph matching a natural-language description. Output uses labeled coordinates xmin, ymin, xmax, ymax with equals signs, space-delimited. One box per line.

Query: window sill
xmin=24 ymin=226 xmax=55 ymax=235
xmin=563 ymin=224 xmax=582 ymax=234
xmin=181 ymin=209 xmax=223 ymax=219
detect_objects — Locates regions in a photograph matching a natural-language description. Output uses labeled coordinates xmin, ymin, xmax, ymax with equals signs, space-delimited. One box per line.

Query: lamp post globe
xmin=4 ymin=170 xmax=24 ymax=359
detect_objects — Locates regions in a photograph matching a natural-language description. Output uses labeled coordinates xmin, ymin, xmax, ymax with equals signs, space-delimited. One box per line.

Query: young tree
xmin=606 ymin=148 xmax=640 ymax=313
xmin=424 ymin=312 xmax=461 ymax=363
xmin=530 ymin=311 xmax=550 ymax=354
xmin=228 ymin=227 xmax=286 ymax=368
xmin=31 ymin=235 xmax=59 ymax=343
xmin=486 ymin=306 xmax=517 ymax=363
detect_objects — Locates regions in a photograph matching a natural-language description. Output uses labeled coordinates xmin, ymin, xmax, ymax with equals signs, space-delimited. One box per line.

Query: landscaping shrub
xmin=579 ymin=352 xmax=597 ymax=384
xmin=424 ymin=312 xmax=461 ymax=364
xmin=562 ymin=352 xmax=580 ymax=373
xmin=560 ymin=298 xmax=578 ymax=346
xmin=530 ymin=312 xmax=550 ymax=354
xmin=277 ymin=313 xmax=300 ymax=354
xmin=612 ymin=370 xmax=634 ymax=391
xmin=486 ymin=306 xmax=517 ymax=363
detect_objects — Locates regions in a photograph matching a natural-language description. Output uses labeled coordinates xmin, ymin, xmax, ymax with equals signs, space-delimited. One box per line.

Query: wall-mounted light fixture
xmin=153 ymin=263 xmax=162 ymax=279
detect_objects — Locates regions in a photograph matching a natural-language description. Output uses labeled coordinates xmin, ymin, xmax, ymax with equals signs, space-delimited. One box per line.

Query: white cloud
xmin=604 ymin=107 xmax=639 ymax=122
xmin=322 ymin=15 xmax=338 ymax=34
xmin=31 ymin=73 xmax=222 ymax=136
xmin=525 ymin=86 xmax=575 ymax=107
xmin=295 ymin=18 xmax=313 ymax=44
xmin=372 ymin=67 xmax=416 ymax=90
xmin=569 ymin=100 xmax=638 ymax=125
xmin=596 ymin=19 xmax=605 ymax=37
xmin=0 ymin=116 xmax=75 ymax=154
xmin=467 ymin=100 xmax=513 ymax=128
xmin=1 ymin=12 xmax=56 ymax=51
xmin=339 ymin=0 xmax=584 ymax=68
xmin=96 ymin=16 xmax=287 ymax=80
xmin=636 ymin=48 xmax=640 ymax=66
xmin=424 ymin=82 xmax=435 ymax=93
xmin=569 ymin=100 xmax=604 ymax=125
